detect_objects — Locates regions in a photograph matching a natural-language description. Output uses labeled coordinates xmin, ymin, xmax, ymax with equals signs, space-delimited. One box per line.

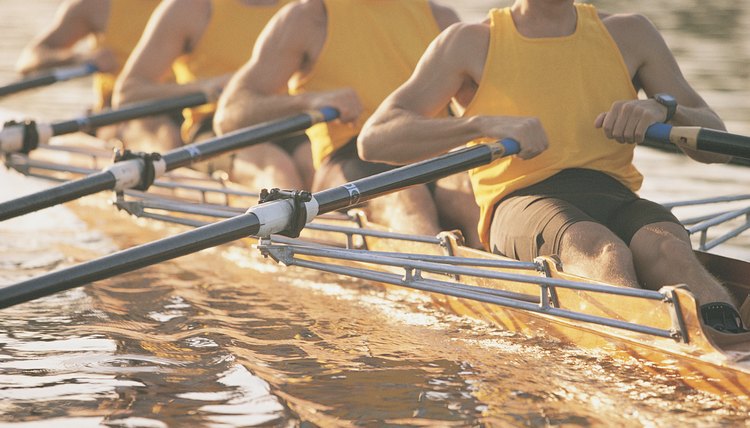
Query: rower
xmin=112 ymin=0 xmax=302 ymax=190
xmin=15 ymin=0 xmax=160 ymax=130
xmin=359 ymin=0 xmax=747 ymax=333
xmin=214 ymin=0 xmax=484 ymax=247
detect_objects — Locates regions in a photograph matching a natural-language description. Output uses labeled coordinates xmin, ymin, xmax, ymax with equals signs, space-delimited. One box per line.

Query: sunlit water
xmin=0 ymin=1 xmax=749 ymax=426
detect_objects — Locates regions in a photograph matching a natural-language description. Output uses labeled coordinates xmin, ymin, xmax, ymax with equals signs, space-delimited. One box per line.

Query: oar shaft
xmin=161 ymin=107 xmax=339 ymax=171
xmin=315 ymin=141 xmax=513 ymax=213
xmin=0 ymin=63 xmax=97 ymax=97
xmin=51 ymin=92 xmax=209 ymax=135
xmin=0 ymin=171 xmax=116 ymax=221
xmin=0 ymin=213 xmax=262 ymax=309
xmin=0 ymin=138 xmax=518 ymax=309
xmin=646 ymin=124 xmax=750 ymax=159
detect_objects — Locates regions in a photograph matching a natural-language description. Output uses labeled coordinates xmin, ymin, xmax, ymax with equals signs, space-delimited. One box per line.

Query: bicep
xmin=382 ymin=25 xmax=481 ymax=118
xmin=226 ymin=10 xmax=309 ymax=98
xmin=634 ymin=18 xmax=707 ymax=108
xmin=118 ymin=2 xmax=194 ymax=83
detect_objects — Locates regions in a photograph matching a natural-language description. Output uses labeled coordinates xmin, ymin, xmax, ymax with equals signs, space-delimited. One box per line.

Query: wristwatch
xmin=654 ymin=93 xmax=677 ymax=123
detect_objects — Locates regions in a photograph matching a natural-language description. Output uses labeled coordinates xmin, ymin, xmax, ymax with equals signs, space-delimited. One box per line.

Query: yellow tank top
xmin=93 ymin=0 xmax=160 ymax=111
xmin=172 ymin=0 xmax=288 ymax=141
xmin=465 ymin=4 xmax=642 ymax=245
xmin=289 ymin=0 xmax=442 ymax=168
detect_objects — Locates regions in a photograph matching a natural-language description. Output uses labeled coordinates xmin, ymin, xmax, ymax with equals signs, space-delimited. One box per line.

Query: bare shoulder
xmin=427 ymin=2 xmax=460 ymax=31
xmin=261 ymin=0 xmax=326 ymax=50
xmin=151 ymin=0 xmax=212 ymax=27
xmin=277 ymin=0 xmax=325 ymax=24
xmin=433 ymin=21 xmax=490 ymax=61
xmin=148 ymin=0 xmax=211 ymax=46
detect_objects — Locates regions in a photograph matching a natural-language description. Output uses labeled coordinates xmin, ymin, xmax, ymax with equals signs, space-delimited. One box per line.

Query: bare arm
xmin=112 ymin=0 xmax=224 ymax=107
xmin=597 ymin=14 xmax=730 ymax=163
xmin=358 ymin=23 xmax=547 ymax=164
xmin=214 ymin=0 xmax=362 ymax=135
xmin=15 ymin=0 xmax=113 ymax=75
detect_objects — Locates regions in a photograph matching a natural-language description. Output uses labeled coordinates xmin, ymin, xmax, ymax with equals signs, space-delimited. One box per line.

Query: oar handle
xmin=0 ymin=134 xmax=516 ymax=310
xmin=646 ymin=123 xmax=750 ymax=159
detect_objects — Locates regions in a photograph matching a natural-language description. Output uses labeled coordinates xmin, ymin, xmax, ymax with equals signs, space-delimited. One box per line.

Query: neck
xmin=510 ymin=0 xmax=578 ymax=38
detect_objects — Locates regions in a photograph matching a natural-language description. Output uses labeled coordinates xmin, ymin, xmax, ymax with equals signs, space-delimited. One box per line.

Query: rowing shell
xmin=4 ymin=130 xmax=750 ymax=399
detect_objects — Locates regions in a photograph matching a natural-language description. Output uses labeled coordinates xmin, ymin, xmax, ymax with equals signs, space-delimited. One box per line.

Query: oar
xmin=0 ymin=108 xmax=339 ymax=221
xmin=0 ymin=62 xmax=98 ymax=98
xmin=0 ymin=91 xmax=211 ymax=154
xmin=0 ymin=138 xmax=519 ymax=309
xmin=646 ymin=124 xmax=750 ymax=159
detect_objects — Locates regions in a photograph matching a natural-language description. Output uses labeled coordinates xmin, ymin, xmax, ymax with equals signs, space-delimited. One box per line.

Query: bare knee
xmin=559 ymin=222 xmax=638 ymax=286
xmin=561 ymin=223 xmax=633 ymax=266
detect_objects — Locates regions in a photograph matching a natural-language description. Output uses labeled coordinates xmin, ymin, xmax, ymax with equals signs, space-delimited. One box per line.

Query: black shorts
xmin=489 ymin=168 xmax=682 ymax=261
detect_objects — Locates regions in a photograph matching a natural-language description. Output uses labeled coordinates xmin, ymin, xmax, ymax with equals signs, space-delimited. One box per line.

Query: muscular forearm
xmin=214 ymin=90 xmax=313 ymax=135
xmin=358 ymin=108 xmax=484 ymax=165
xmin=113 ymin=74 xmax=226 ymax=108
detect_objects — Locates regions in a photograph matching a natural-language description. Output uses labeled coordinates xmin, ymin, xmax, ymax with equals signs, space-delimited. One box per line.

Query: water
xmin=1 ymin=1 xmax=749 ymax=426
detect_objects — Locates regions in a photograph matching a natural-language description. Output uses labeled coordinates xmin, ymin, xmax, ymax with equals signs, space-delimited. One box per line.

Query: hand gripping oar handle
xmin=0 ymin=62 xmax=98 ymax=98
xmin=646 ymin=123 xmax=750 ymax=159
xmin=0 ymin=138 xmax=518 ymax=309
xmin=0 ymin=108 xmax=340 ymax=222
xmin=0 ymin=91 xmax=211 ymax=154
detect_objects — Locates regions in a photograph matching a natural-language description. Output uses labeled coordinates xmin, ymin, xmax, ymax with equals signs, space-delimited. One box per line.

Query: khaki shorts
xmin=489 ymin=168 xmax=682 ymax=261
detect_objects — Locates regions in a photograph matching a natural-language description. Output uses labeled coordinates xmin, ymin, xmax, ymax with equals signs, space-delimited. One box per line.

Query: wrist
xmin=654 ymin=93 xmax=677 ymax=123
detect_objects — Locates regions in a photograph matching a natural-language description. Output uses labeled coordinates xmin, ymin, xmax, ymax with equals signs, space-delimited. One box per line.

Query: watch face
xmin=656 ymin=93 xmax=676 ymax=106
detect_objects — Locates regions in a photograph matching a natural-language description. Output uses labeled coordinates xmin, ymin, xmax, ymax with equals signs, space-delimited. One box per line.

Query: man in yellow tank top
xmin=214 ymin=0 xmax=485 ymax=247
xmin=16 ymin=0 xmax=159 ymax=112
xmin=360 ymin=0 xmax=746 ymax=333
xmin=112 ymin=0 xmax=304 ymax=190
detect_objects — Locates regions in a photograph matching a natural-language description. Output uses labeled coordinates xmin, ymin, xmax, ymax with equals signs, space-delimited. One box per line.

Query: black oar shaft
xmin=50 ymin=92 xmax=209 ymax=135
xmin=161 ymin=108 xmax=336 ymax=171
xmin=0 ymin=63 xmax=96 ymax=97
xmin=696 ymin=128 xmax=750 ymax=159
xmin=0 ymin=171 xmax=116 ymax=221
xmin=315 ymin=143 xmax=503 ymax=213
xmin=0 ymin=214 xmax=262 ymax=309
xmin=0 ymin=75 xmax=56 ymax=97
xmin=0 ymin=138 xmax=518 ymax=309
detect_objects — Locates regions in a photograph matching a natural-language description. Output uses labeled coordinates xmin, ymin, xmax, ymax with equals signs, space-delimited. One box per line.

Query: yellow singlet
xmin=93 ymin=0 xmax=160 ymax=111
xmin=172 ymin=0 xmax=289 ymax=141
xmin=464 ymin=4 xmax=642 ymax=245
xmin=289 ymin=0 xmax=442 ymax=168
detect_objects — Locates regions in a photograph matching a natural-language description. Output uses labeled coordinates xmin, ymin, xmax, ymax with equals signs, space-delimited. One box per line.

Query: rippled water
xmin=1 ymin=1 xmax=749 ymax=427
